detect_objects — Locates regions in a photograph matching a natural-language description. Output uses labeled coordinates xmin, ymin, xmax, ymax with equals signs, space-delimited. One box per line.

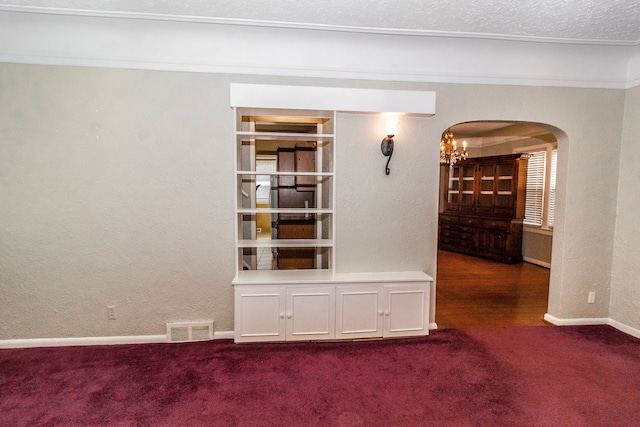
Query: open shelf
xmin=234 ymin=108 xmax=336 ymax=272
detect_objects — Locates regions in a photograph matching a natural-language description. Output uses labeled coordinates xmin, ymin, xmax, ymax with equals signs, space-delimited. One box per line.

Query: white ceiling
xmin=3 ymin=0 xmax=640 ymax=45
xmin=450 ymin=121 xmax=555 ymax=148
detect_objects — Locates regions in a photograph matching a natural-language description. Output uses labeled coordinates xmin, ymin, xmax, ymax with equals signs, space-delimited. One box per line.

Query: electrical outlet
xmin=588 ymin=292 xmax=595 ymax=304
xmin=107 ymin=305 xmax=116 ymax=320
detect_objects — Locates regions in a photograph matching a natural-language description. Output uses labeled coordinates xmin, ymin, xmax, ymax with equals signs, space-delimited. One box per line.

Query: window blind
xmin=524 ymin=151 xmax=546 ymax=226
xmin=547 ymin=149 xmax=557 ymax=226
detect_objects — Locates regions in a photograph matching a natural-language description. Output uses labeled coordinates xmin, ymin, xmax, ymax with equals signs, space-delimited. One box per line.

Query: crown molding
xmin=0 ymin=7 xmax=635 ymax=89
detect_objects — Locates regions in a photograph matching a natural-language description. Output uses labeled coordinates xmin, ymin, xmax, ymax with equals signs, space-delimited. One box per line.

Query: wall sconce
xmin=381 ymin=117 xmax=399 ymax=175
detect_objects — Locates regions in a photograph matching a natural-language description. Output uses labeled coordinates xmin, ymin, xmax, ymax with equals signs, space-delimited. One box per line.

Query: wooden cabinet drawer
xmin=459 ymin=217 xmax=482 ymax=227
xmin=441 ymin=226 xmax=472 ymax=235
xmin=482 ymin=219 xmax=510 ymax=230
xmin=439 ymin=214 xmax=459 ymax=224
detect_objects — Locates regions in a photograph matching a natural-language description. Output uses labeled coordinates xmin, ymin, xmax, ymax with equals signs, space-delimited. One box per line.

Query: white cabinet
xmin=383 ymin=285 xmax=429 ymax=337
xmin=335 ymin=285 xmax=383 ymax=339
xmin=234 ymin=287 xmax=285 ymax=342
xmin=285 ymin=287 xmax=335 ymax=341
xmin=234 ymin=286 xmax=335 ymax=343
xmin=233 ymin=271 xmax=432 ymax=343
xmin=335 ymin=283 xmax=430 ymax=340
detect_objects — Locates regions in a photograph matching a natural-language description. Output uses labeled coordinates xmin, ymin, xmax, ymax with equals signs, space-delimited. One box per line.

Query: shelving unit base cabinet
xmin=233 ymin=271 xmax=432 ymax=343
xmin=335 ymin=284 xmax=430 ymax=340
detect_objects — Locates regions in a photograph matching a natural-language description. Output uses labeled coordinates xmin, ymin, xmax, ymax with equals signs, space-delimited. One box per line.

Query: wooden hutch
xmin=438 ymin=154 xmax=528 ymax=263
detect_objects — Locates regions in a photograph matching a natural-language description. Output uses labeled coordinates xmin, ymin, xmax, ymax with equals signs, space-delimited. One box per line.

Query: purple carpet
xmin=1 ymin=325 xmax=639 ymax=426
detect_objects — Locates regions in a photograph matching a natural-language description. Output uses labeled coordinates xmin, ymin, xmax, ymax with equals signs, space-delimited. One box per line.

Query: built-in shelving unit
xmin=234 ymin=108 xmax=336 ymax=275
xmin=229 ymin=84 xmax=437 ymax=344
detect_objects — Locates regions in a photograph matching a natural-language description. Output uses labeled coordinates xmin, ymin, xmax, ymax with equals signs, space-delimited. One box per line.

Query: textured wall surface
xmin=0 ymin=65 xmax=237 ymax=338
xmin=610 ymin=85 xmax=640 ymax=330
xmin=0 ymin=63 xmax=629 ymax=340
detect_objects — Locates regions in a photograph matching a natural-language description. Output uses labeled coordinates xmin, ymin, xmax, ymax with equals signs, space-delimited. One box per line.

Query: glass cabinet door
xmin=495 ymin=162 xmax=515 ymax=210
xmin=478 ymin=163 xmax=496 ymax=208
xmin=447 ymin=167 xmax=460 ymax=205
xmin=460 ymin=165 xmax=476 ymax=210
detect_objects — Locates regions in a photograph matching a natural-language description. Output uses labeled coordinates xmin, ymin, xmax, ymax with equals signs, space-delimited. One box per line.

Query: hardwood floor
xmin=435 ymin=250 xmax=551 ymax=329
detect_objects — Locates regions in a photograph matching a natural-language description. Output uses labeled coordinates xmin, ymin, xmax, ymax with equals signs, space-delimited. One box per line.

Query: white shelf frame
xmin=236 ymin=131 xmax=334 ymax=143
xmin=233 ymin=108 xmax=337 ymax=274
xmin=237 ymin=208 xmax=333 ymax=214
xmin=237 ymin=170 xmax=334 ymax=176
xmin=238 ymin=239 xmax=334 ymax=248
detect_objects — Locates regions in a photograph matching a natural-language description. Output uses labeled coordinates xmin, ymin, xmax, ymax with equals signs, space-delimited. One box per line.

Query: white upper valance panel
xmin=230 ymin=84 xmax=436 ymax=116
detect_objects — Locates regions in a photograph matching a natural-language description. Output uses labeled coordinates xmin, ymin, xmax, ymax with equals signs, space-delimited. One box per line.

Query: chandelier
xmin=440 ymin=128 xmax=468 ymax=166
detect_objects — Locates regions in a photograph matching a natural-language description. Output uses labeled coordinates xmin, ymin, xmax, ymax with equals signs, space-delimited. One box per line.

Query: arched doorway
xmin=435 ymin=120 xmax=559 ymax=328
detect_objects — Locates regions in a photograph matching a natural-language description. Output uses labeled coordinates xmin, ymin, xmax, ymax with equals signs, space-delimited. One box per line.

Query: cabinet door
xmin=474 ymin=228 xmax=492 ymax=252
xmin=234 ymin=287 xmax=286 ymax=343
xmin=285 ymin=287 xmax=335 ymax=341
xmin=490 ymin=230 xmax=508 ymax=254
xmin=494 ymin=161 xmax=516 ymax=216
xmin=335 ymin=286 xmax=383 ymax=339
xmin=477 ymin=162 xmax=496 ymax=215
xmin=459 ymin=164 xmax=476 ymax=213
xmin=445 ymin=166 xmax=460 ymax=209
xmin=383 ymin=284 xmax=429 ymax=337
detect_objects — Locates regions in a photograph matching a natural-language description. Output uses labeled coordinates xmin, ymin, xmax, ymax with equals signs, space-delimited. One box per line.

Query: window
xmin=547 ymin=149 xmax=557 ymax=226
xmin=516 ymin=144 xmax=557 ymax=229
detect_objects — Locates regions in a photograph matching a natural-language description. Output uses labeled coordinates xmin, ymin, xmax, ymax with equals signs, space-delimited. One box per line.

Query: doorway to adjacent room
xmin=435 ymin=120 xmax=559 ymax=328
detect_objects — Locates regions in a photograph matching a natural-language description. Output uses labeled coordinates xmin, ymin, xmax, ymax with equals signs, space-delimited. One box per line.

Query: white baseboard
xmin=0 ymin=331 xmax=236 ymax=349
xmin=543 ymin=314 xmax=609 ymax=326
xmin=523 ymin=256 xmax=551 ymax=268
xmin=608 ymin=319 xmax=640 ymax=339
xmin=544 ymin=313 xmax=640 ymax=339
xmin=0 ymin=334 xmax=168 ymax=349
xmin=213 ymin=331 xmax=235 ymax=340
xmin=2 ymin=320 xmax=636 ymax=349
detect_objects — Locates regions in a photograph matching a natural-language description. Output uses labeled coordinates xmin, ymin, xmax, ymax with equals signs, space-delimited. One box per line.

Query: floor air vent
xmin=166 ymin=321 xmax=214 ymax=343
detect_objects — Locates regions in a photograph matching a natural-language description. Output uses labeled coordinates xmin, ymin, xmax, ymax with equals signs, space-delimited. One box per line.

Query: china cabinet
xmin=438 ymin=154 xmax=528 ymax=263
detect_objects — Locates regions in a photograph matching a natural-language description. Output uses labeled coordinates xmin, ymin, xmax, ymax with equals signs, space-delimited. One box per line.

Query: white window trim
xmin=514 ymin=143 xmax=556 ymax=231
xmin=523 ymin=224 xmax=553 ymax=236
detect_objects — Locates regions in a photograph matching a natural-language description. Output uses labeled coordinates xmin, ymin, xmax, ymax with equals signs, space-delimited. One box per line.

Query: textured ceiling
xmin=3 ymin=0 xmax=640 ymax=44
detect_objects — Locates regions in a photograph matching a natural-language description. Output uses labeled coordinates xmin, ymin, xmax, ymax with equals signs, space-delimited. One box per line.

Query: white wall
xmin=0 ymin=7 xmax=637 ymax=340
xmin=610 ymin=85 xmax=640 ymax=332
xmin=336 ymin=113 xmax=435 ymax=275
xmin=0 ymin=63 xmax=629 ymax=339
xmin=0 ymin=65 xmax=237 ymax=338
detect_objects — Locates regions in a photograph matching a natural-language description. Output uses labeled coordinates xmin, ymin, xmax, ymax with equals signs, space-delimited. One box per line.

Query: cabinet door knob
xmin=286 ymin=312 xmax=292 ymax=319
xmin=378 ymin=310 xmax=384 ymax=316
xmin=279 ymin=312 xmax=285 ymax=319
xmin=384 ymin=310 xmax=390 ymax=316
